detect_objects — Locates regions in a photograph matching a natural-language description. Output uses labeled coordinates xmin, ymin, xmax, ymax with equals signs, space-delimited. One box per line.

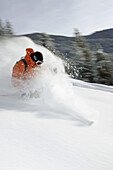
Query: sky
xmin=0 ymin=0 xmax=113 ymax=36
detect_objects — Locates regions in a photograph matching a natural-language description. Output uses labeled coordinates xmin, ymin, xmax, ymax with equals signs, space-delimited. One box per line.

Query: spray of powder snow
xmin=0 ymin=36 xmax=97 ymax=124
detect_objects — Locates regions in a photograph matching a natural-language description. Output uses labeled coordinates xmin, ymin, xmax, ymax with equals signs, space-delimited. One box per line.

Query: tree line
xmin=40 ymin=30 xmax=113 ymax=86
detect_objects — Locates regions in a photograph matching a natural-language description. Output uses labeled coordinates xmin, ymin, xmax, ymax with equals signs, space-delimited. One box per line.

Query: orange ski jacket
xmin=12 ymin=48 xmax=40 ymax=87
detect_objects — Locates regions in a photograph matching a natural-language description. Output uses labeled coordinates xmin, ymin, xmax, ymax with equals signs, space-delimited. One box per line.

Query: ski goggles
xmin=35 ymin=60 xmax=43 ymax=65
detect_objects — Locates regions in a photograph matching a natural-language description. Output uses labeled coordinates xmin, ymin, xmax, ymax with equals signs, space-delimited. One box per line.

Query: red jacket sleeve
xmin=12 ymin=61 xmax=25 ymax=79
xmin=12 ymin=61 xmax=25 ymax=88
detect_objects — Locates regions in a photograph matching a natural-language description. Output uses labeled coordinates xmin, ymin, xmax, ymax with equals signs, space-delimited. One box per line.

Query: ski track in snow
xmin=0 ymin=36 xmax=113 ymax=170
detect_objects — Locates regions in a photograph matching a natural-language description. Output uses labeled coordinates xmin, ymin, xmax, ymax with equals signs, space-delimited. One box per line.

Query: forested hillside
xmin=24 ymin=29 xmax=113 ymax=85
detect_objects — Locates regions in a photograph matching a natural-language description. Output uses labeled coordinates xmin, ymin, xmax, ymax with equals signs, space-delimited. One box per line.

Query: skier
xmin=12 ymin=48 xmax=43 ymax=88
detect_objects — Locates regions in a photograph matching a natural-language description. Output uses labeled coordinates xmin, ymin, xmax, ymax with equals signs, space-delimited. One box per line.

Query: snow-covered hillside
xmin=0 ymin=36 xmax=113 ymax=170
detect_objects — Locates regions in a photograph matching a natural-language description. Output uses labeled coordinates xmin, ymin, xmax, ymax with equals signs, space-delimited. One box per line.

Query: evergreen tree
xmin=0 ymin=18 xmax=4 ymax=36
xmin=0 ymin=18 xmax=14 ymax=36
xmin=72 ymin=29 xmax=93 ymax=82
xmin=4 ymin=21 xmax=14 ymax=35
xmin=93 ymin=45 xmax=113 ymax=85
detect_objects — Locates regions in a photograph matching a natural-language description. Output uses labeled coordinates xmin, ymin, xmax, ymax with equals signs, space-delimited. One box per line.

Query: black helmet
xmin=30 ymin=51 xmax=43 ymax=65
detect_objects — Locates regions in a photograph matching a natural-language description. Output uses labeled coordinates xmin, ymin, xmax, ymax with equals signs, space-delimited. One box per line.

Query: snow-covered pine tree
xmin=0 ymin=18 xmax=4 ymax=36
xmin=93 ymin=44 xmax=113 ymax=85
xmin=72 ymin=29 xmax=93 ymax=82
xmin=4 ymin=20 xmax=14 ymax=35
xmin=64 ymin=57 xmax=79 ymax=79
xmin=0 ymin=18 xmax=14 ymax=36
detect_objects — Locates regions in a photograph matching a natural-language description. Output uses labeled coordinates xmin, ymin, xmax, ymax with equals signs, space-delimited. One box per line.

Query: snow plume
xmin=0 ymin=36 xmax=96 ymax=125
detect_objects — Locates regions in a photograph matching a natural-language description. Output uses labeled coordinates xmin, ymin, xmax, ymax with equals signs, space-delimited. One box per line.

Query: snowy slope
xmin=0 ymin=36 xmax=113 ymax=170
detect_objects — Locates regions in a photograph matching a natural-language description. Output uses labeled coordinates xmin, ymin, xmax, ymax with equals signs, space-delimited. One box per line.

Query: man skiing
xmin=12 ymin=48 xmax=43 ymax=88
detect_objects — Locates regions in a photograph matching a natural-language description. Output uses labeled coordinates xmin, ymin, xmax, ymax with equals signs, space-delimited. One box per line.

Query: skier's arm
xmin=12 ymin=61 xmax=25 ymax=87
xmin=12 ymin=61 xmax=25 ymax=79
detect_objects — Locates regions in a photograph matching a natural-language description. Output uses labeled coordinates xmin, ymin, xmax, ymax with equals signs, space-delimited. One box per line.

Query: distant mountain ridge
xmin=24 ymin=28 xmax=113 ymax=55
xmin=85 ymin=28 xmax=113 ymax=39
xmin=84 ymin=28 xmax=113 ymax=54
